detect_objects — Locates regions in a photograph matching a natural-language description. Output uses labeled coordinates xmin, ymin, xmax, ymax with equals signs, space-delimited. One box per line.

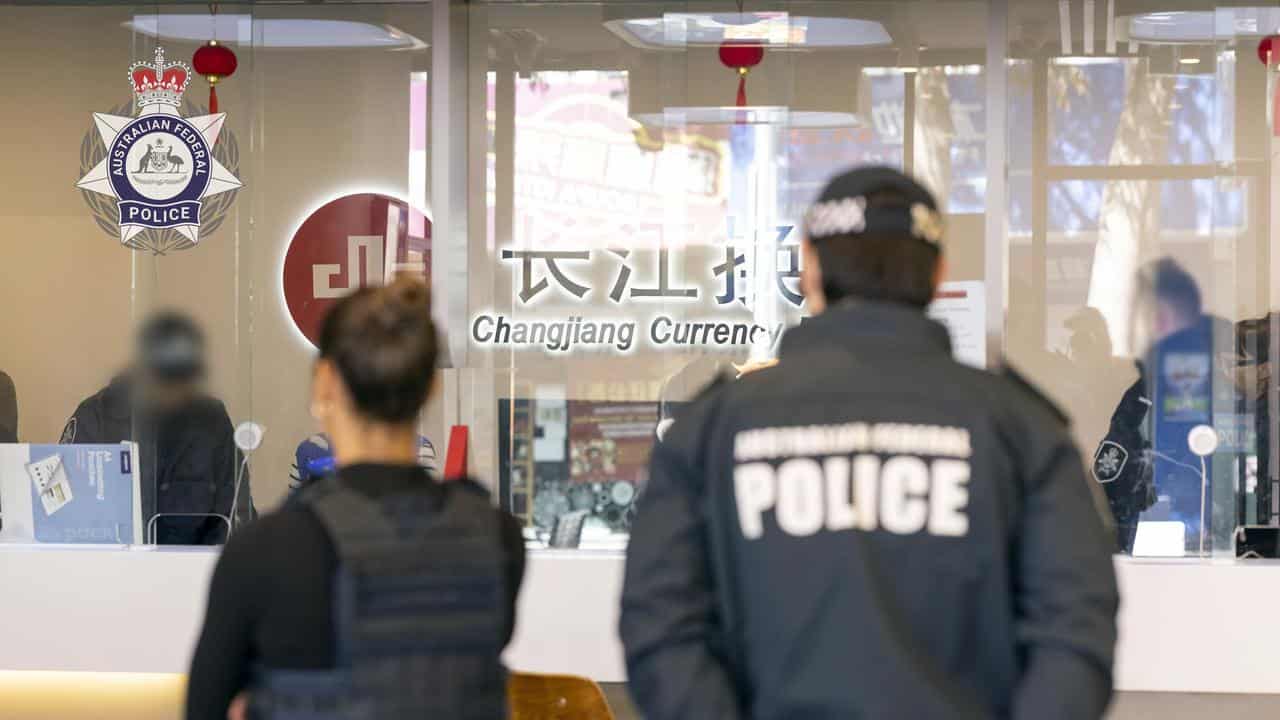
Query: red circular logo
xmin=282 ymin=193 xmax=431 ymax=346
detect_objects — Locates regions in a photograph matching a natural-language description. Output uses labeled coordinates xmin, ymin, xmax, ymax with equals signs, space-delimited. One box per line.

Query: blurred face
xmin=138 ymin=371 xmax=201 ymax=413
xmin=1068 ymin=325 xmax=1108 ymax=362
xmin=1153 ymin=300 xmax=1187 ymax=341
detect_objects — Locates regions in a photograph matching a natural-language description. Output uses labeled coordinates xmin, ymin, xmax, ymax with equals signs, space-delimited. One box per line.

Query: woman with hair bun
xmin=187 ymin=277 xmax=525 ymax=720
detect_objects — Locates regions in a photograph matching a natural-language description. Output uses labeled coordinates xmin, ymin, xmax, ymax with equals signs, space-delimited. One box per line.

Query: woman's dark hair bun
xmin=317 ymin=275 xmax=438 ymax=423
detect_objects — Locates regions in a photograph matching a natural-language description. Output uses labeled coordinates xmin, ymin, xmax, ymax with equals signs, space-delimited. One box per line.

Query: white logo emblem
xmin=1093 ymin=440 xmax=1128 ymax=484
xmin=77 ymin=47 xmax=241 ymax=249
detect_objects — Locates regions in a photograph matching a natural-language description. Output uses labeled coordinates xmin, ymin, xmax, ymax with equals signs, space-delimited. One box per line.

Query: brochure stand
xmin=0 ymin=443 xmax=143 ymax=544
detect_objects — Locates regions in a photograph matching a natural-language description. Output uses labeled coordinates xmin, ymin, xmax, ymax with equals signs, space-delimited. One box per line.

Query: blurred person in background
xmin=0 ymin=371 xmax=13 ymax=529
xmin=186 ymin=277 xmax=525 ymax=720
xmin=1056 ymin=307 xmax=1137 ymax=456
xmin=621 ymin=167 xmax=1118 ymax=720
xmin=61 ymin=311 xmax=253 ymax=544
xmin=0 ymin=369 xmax=16 ymax=442
xmin=288 ymin=431 xmax=437 ymax=500
xmin=1094 ymin=259 xmax=1235 ymax=553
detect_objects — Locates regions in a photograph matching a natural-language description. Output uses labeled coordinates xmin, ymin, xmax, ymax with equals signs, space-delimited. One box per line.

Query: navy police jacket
xmin=620 ymin=301 xmax=1118 ymax=720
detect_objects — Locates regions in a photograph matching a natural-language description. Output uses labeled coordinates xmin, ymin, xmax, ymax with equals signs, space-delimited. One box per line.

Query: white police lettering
xmin=854 ymin=455 xmax=880 ymax=531
xmin=823 ymin=456 xmax=856 ymax=531
xmin=879 ymin=456 xmax=929 ymax=534
xmin=735 ymin=422 xmax=971 ymax=462
xmin=929 ymin=459 xmax=970 ymax=536
xmin=734 ymin=464 xmax=775 ymax=540
xmin=732 ymin=422 xmax=972 ymax=540
xmin=775 ymin=459 xmax=825 ymax=536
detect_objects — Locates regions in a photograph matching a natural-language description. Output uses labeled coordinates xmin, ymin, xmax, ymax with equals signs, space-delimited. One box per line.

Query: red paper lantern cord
xmin=192 ymin=41 xmax=238 ymax=113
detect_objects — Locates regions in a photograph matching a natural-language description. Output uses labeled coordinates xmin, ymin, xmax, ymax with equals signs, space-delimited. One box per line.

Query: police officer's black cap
xmin=804 ymin=166 xmax=943 ymax=246
xmin=138 ymin=311 xmax=206 ymax=383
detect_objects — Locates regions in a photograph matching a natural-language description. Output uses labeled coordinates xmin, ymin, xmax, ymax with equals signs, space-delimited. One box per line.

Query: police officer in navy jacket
xmin=620 ymin=167 xmax=1118 ymax=720
xmin=1094 ymin=259 xmax=1237 ymax=553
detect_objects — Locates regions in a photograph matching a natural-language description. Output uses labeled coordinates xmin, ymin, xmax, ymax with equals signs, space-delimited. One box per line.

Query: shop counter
xmin=0 ymin=543 xmax=624 ymax=677
xmin=3 ymin=544 xmax=1280 ymax=694
xmin=0 ymin=544 xmax=212 ymax=674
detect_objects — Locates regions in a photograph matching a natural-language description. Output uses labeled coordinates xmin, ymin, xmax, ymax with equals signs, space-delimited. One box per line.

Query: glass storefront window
xmin=0 ymin=2 xmax=433 ymax=544
xmin=0 ymin=0 xmax=1276 ymax=563
xmin=470 ymin=2 xmax=992 ymax=549
xmin=1005 ymin=3 xmax=1279 ymax=557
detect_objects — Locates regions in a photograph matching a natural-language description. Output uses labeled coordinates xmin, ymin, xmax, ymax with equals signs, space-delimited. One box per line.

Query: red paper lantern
xmin=719 ymin=41 xmax=765 ymax=108
xmin=1258 ymin=35 xmax=1280 ymax=66
xmin=192 ymin=41 xmax=238 ymax=113
xmin=1259 ymin=36 xmax=1280 ymax=137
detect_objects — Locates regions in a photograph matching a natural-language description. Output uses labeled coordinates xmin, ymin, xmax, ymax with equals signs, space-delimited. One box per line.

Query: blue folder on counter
xmin=0 ymin=443 xmax=143 ymax=544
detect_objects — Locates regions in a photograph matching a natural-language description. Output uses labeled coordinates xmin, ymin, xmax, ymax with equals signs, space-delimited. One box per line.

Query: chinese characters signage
xmin=473 ymin=235 xmax=802 ymax=354
xmin=498 ymin=228 xmax=799 ymax=307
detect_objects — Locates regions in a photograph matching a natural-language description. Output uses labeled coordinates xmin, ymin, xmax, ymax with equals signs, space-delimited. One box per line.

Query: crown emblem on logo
xmin=129 ymin=46 xmax=191 ymax=110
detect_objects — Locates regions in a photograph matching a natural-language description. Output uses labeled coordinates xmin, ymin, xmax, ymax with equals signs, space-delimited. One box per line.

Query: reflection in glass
xmin=1007 ymin=5 xmax=1275 ymax=557
xmin=480 ymin=3 xmax=1008 ymax=550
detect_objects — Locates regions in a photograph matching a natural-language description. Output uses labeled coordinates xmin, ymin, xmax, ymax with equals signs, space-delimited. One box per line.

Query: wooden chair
xmin=508 ymin=672 xmax=616 ymax=720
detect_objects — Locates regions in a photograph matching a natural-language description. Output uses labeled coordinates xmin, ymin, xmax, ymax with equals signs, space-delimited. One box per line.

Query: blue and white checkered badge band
xmin=804 ymin=197 xmax=943 ymax=245
xmin=804 ymin=197 xmax=867 ymax=238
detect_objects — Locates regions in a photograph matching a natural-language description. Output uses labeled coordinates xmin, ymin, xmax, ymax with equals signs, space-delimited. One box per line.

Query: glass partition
xmin=0 ymin=2 xmax=433 ymax=544
xmin=466 ymin=1 xmax=992 ymax=549
xmin=1004 ymin=2 xmax=1279 ymax=557
xmin=0 ymin=0 xmax=1276 ymax=562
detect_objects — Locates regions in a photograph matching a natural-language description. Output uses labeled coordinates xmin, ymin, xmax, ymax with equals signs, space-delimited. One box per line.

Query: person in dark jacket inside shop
xmin=186 ymin=277 xmax=525 ymax=720
xmin=0 ymin=370 xmax=17 ymax=442
xmin=60 ymin=312 xmax=253 ymax=545
xmin=620 ymin=167 xmax=1119 ymax=720
xmin=1094 ymin=259 xmax=1237 ymax=554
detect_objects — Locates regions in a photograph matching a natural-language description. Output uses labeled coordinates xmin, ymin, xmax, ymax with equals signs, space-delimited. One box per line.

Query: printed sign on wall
xmin=77 ymin=47 xmax=242 ymax=254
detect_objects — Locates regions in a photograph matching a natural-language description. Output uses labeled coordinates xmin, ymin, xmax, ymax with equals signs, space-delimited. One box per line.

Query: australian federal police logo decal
xmin=77 ymin=47 xmax=241 ymax=251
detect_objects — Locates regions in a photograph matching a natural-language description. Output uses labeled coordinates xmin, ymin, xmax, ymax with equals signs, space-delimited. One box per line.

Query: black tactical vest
xmin=250 ymin=475 xmax=508 ymax=720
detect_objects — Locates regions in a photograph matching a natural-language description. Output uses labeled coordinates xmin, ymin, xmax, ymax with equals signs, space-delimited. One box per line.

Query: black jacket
xmin=61 ymin=376 xmax=253 ymax=545
xmin=0 ymin=370 xmax=16 ymax=440
xmin=1094 ymin=367 xmax=1156 ymax=526
xmin=186 ymin=465 xmax=525 ymax=720
xmin=620 ymin=302 xmax=1118 ymax=720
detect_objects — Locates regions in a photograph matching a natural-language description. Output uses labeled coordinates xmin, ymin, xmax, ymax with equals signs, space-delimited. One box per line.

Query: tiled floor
xmin=599 ymin=684 xmax=638 ymax=718
xmin=601 ymin=685 xmax=1280 ymax=719
xmin=1108 ymin=692 xmax=1280 ymax=719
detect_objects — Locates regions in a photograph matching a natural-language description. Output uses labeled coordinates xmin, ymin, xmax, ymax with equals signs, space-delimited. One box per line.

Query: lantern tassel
xmin=736 ymin=67 xmax=748 ymax=107
xmin=209 ymin=85 xmax=219 ymax=114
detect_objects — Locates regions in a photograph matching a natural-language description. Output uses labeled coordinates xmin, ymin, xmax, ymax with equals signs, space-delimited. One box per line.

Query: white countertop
xmin=0 ymin=544 xmax=627 ymax=679
xmin=2 ymin=544 xmax=1279 ymax=693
